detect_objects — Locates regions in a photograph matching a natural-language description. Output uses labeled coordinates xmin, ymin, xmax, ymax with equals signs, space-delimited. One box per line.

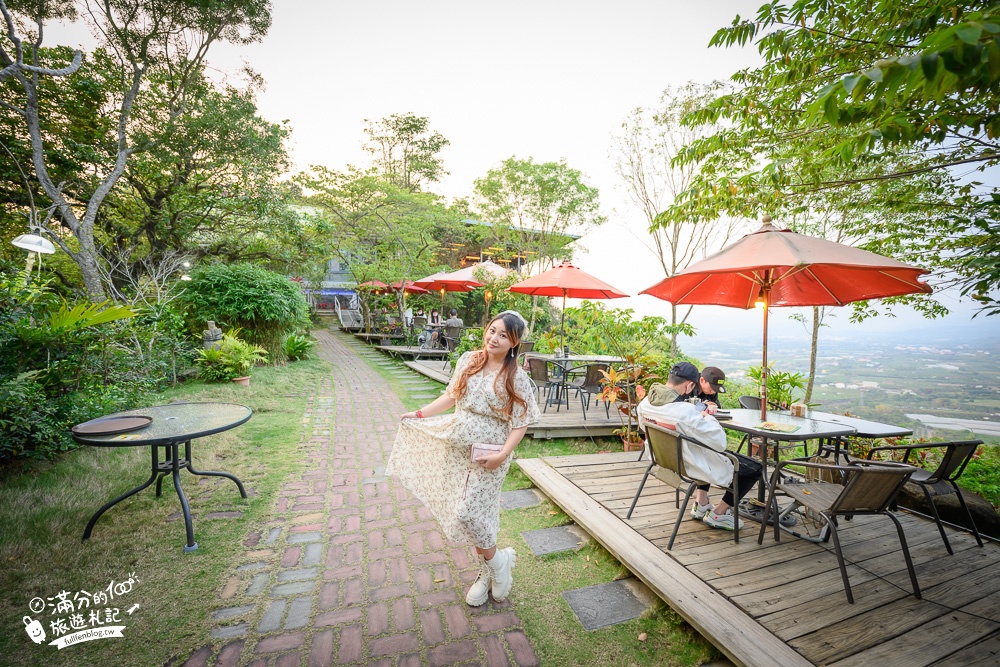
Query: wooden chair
xmin=627 ymin=421 xmax=742 ymax=550
xmin=867 ymin=440 xmax=985 ymax=554
xmin=563 ymin=363 xmax=610 ymax=420
xmin=758 ymin=459 xmax=921 ymax=604
xmin=516 ymin=340 xmax=535 ymax=367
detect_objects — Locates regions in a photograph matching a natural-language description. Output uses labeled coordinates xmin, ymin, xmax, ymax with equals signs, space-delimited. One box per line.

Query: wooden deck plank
xmin=933 ymin=630 xmax=1000 ymax=667
xmin=827 ymin=610 xmax=999 ymax=667
xmin=518 ymin=453 xmax=1000 ymax=667
xmin=518 ymin=457 xmax=811 ymax=667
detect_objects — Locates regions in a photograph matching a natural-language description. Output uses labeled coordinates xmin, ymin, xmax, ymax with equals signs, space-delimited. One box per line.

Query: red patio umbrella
xmin=641 ymin=216 xmax=932 ymax=418
xmin=357 ymin=280 xmax=388 ymax=294
xmin=508 ymin=262 xmax=629 ymax=351
xmin=414 ymin=270 xmax=482 ymax=307
xmin=392 ymin=280 xmax=430 ymax=295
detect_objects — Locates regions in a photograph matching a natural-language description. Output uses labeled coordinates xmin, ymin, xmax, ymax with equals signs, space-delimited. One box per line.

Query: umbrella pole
xmin=760 ymin=288 xmax=769 ymax=420
xmin=560 ymin=291 xmax=567 ymax=353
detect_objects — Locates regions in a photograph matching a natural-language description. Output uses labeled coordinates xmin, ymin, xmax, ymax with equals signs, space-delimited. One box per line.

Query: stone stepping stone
xmin=500 ymin=489 xmax=541 ymax=510
xmin=562 ymin=579 xmax=655 ymax=630
xmin=410 ymin=393 xmax=436 ymax=399
xmin=521 ymin=525 xmax=589 ymax=556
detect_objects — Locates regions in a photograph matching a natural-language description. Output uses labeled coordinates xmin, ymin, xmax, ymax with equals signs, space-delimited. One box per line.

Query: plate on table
xmin=72 ymin=415 xmax=152 ymax=436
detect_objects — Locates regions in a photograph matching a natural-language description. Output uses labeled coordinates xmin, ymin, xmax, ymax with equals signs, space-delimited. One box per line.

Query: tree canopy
xmin=661 ymin=0 xmax=999 ymax=316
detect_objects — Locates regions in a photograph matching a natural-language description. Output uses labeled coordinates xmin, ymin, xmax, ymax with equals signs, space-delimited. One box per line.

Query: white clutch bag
xmin=470 ymin=442 xmax=504 ymax=462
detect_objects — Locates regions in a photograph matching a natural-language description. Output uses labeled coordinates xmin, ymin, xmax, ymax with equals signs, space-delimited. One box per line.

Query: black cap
xmin=670 ymin=362 xmax=700 ymax=384
xmin=701 ymin=366 xmax=727 ymax=393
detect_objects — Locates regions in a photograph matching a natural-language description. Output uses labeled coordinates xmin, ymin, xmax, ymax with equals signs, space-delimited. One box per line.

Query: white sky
xmin=49 ymin=0 xmax=994 ymax=342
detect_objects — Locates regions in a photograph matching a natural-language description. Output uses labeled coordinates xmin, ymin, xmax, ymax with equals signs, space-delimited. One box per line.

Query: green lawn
xmin=0 ymin=358 xmax=328 ymax=667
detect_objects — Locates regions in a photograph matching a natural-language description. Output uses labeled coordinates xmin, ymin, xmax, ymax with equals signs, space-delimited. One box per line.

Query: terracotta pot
xmin=232 ymin=376 xmax=251 ymax=387
xmin=621 ymin=436 xmax=644 ymax=452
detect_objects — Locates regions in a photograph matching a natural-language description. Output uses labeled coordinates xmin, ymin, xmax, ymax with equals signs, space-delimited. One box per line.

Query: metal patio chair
xmin=757 ymin=458 xmax=921 ymax=604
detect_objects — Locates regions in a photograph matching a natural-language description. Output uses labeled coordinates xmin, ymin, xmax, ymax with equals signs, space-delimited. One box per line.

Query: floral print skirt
xmin=386 ymin=411 xmax=511 ymax=549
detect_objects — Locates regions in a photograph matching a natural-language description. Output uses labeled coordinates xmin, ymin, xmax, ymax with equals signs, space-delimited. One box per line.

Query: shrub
xmin=195 ymin=332 xmax=268 ymax=381
xmin=283 ymin=333 xmax=315 ymax=361
xmin=178 ymin=262 xmax=309 ymax=358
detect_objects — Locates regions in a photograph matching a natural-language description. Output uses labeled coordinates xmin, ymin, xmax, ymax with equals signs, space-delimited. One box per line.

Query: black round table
xmin=72 ymin=402 xmax=252 ymax=552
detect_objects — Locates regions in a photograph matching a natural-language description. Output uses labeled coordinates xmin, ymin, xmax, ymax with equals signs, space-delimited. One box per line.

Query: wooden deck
xmin=373 ymin=345 xmax=450 ymax=360
xmin=517 ymin=452 xmax=1000 ymax=667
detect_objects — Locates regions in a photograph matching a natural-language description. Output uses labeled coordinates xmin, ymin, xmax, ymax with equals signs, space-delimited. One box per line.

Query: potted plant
xmin=195 ymin=331 xmax=267 ymax=385
xmin=599 ymin=358 xmax=655 ymax=451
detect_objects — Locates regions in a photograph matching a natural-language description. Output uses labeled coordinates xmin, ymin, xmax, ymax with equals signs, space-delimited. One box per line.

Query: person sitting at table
xmin=428 ymin=308 xmax=443 ymax=346
xmin=637 ymin=367 xmax=761 ymax=531
xmin=664 ymin=361 xmax=704 ymax=404
xmin=695 ymin=366 xmax=727 ymax=409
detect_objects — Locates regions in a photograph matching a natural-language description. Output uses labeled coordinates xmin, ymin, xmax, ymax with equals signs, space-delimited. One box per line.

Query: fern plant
xmin=283 ymin=333 xmax=315 ymax=361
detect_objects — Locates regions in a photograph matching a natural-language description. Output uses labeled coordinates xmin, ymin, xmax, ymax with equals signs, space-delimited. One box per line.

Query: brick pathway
xmin=181 ymin=329 xmax=539 ymax=667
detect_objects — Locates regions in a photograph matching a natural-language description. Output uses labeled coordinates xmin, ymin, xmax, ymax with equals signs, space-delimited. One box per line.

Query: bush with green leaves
xmin=195 ymin=331 xmax=268 ymax=381
xmin=0 ymin=267 xmax=179 ymax=462
xmin=178 ymin=262 xmax=309 ymax=358
xmin=283 ymin=333 xmax=315 ymax=361
xmin=451 ymin=327 xmax=484 ymax=366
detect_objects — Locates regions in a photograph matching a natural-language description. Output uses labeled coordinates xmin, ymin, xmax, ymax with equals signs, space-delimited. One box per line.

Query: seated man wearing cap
xmin=637 ymin=363 xmax=760 ymax=531
xmin=696 ymin=366 xmax=727 ymax=409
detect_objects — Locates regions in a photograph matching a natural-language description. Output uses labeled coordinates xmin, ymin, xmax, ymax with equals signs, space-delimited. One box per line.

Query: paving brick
xmin=342 ymin=576 xmax=363 ymax=604
xmin=244 ymin=531 xmax=262 ymax=547
xmin=285 ymin=596 xmax=312 ymax=629
xmin=337 ymin=624 xmax=363 ymax=663
xmin=281 ymin=546 xmax=301 ymax=567
xmin=308 ymin=628 xmax=334 ymax=667
xmin=314 ymin=607 xmax=363 ymax=627
xmin=428 ymin=639 xmax=478 ymax=666
xmin=211 ymin=623 xmax=248 ymax=639
xmin=420 ymin=609 xmax=446 ymax=645
xmin=474 ymin=611 xmax=519 ymax=633
xmin=290 ymin=522 xmax=324 ymax=533
xmin=392 ymin=597 xmax=416 ymax=632
xmin=416 ymin=590 xmax=459 ymax=608
xmin=276 ymin=652 xmax=301 ymax=667
xmin=182 ymin=645 xmax=212 ymax=667
xmin=246 ymin=573 xmax=270 ymax=596
xmin=255 ymin=631 xmax=304 ymax=653
xmin=211 ymin=604 xmax=255 ymax=621
xmin=504 ymin=630 xmax=540 ymax=666
xmin=277 ymin=567 xmax=318 ymax=582
xmin=292 ymin=512 xmax=325 ymax=525
xmin=412 ymin=550 xmax=447 ymax=566
xmin=388 ymin=557 xmax=410 ymax=584
xmin=258 ymin=599 xmax=287 ymax=632
xmin=264 ymin=527 xmax=283 ymax=545
xmin=369 ymin=632 xmax=419 ymax=657
xmin=370 ymin=583 xmax=411 ymax=601
xmin=288 ymin=531 xmax=323 ymax=544
xmin=215 ymin=640 xmax=245 ymax=667
xmin=367 ymin=601 xmax=390 ymax=635
xmin=398 ymin=653 xmax=422 ymax=667
xmin=303 ymin=543 xmax=323 ymax=566
xmin=246 ymin=549 xmax=275 ymax=559
xmin=219 ymin=576 xmax=241 ymax=600
xmin=271 ymin=580 xmax=316 ymax=596
xmin=443 ymin=604 xmax=472 ymax=638
xmin=482 ymin=634 xmax=511 ymax=666
xmin=318 ymin=581 xmax=339 ymax=610
xmin=367 ymin=559 xmax=387 ymax=587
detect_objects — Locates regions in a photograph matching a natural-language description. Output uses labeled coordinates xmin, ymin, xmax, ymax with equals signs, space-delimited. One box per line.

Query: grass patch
xmin=0 ymin=357 xmax=329 ymax=667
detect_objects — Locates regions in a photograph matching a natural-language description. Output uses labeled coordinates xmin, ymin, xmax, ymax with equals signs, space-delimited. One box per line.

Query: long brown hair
xmin=452 ymin=312 xmax=528 ymax=421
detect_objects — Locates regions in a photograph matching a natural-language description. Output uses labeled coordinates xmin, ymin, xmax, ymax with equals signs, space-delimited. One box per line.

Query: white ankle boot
xmin=465 ymin=556 xmax=492 ymax=606
xmin=487 ymin=547 xmax=516 ymax=601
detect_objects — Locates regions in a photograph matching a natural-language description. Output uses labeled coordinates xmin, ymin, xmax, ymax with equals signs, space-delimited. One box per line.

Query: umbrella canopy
xmin=444 ymin=260 xmax=511 ymax=285
xmin=357 ymin=280 xmax=388 ymax=293
xmin=641 ymin=217 xmax=932 ymax=416
xmin=508 ymin=262 xmax=629 ymax=351
xmin=413 ymin=270 xmax=482 ymax=293
xmin=392 ymin=280 xmax=430 ymax=295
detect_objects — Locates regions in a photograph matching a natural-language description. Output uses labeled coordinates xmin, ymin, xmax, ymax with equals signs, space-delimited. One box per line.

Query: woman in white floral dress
xmin=387 ymin=310 xmax=539 ymax=606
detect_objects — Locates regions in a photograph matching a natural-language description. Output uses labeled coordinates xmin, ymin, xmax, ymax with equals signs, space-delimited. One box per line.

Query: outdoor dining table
xmin=796 ymin=409 xmax=913 ymax=463
xmin=719 ymin=408 xmax=856 ymax=503
xmin=71 ymin=402 xmax=252 ymax=552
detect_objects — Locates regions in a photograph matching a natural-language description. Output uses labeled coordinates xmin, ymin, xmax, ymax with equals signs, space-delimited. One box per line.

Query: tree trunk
xmin=806 ymin=305 xmax=819 ymax=403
